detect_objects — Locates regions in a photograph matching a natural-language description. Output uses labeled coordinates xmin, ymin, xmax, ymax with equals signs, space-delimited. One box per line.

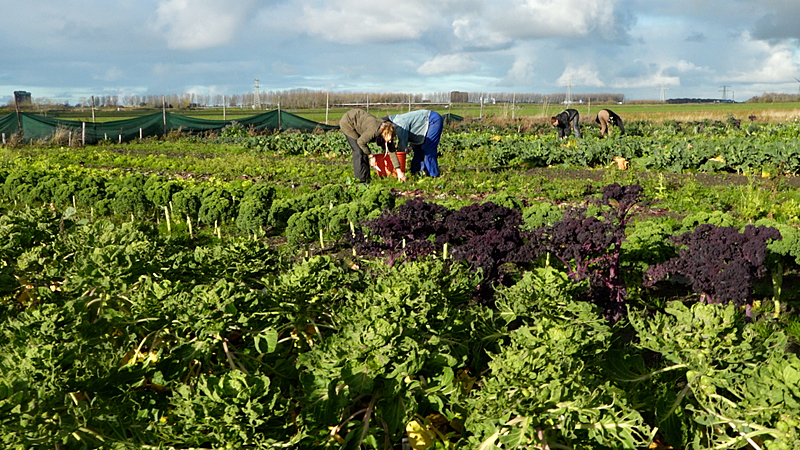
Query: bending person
xmin=595 ymin=109 xmax=625 ymax=138
xmin=339 ymin=108 xmax=405 ymax=183
xmin=386 ymin=109 xmax=443 ymax=177
xmin=551 ymin=108 xmax=582 ymax=139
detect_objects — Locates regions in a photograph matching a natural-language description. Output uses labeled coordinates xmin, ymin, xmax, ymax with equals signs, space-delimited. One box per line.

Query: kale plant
xmin=268 ymin=184 xmax=353 ymax=229
xmin=439 ymin=201 xmax=528 ymax=300
xmin=171 ymin=188 xmax=201 ymax=223
xmin=198 ymin=186 xmax=237 ymax=226
xmin=235 ymin=183 xmax=276 ymax=234
xmin=352 ymin=199 xmax=531 ymax=303
xmin=143 ymin=175 xmax=182 ymax=208
xmin=644 ymin=223 xmax=781 ymax=315
xmin=526 ymin=183 xmax=648 ymax=322
xmin=352 ymin=198 xmax=450 ymax=266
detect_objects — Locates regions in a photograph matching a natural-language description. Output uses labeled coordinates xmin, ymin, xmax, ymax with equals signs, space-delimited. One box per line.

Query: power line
xmin=562 ymin=78 xmax=574 ymax=105
xmin=719 ymin=85 xmax=730 ymax=100
xmin=253 ymin=79 xmax=261 ymax=109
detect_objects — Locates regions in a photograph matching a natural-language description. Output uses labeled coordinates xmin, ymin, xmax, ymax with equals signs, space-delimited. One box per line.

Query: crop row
xmin=223 ymin=121 xmax=800 ymax=175
xmin=0 ymin=166 xmax=397 ymax=246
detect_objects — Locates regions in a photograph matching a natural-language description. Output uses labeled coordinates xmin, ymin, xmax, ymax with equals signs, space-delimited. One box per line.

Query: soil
xmin=521 ymin=167 xmax=800 ymax=188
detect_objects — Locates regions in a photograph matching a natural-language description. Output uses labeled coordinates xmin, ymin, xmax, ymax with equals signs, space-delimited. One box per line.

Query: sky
xmin=2 ymin=0 xmax=799 ymax=105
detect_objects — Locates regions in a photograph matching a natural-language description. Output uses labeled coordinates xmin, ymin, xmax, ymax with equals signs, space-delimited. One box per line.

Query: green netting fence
xmin=0 ymin=109 xmax=339 ymax=145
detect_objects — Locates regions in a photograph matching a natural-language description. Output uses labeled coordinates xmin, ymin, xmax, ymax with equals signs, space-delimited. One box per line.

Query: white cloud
xmin=452 ymin=17 xmax=511 ymax=50
xmin=482 ymin=0 xmax=620 ymax=39
xmin=417 ymin=54 xmax=480 ymax=76
xmin=150 ymin=0 xmax=257 ymax=50
xmin=501 ymin=56 xmax=536 ymax=85
xmin=610 ymin=74 xmax=681 ymax=90
xmin=724 ymin=34 xmax=800 ymax=83
xmin=674 ymin=60 xmax=709 ymax=73
xmin=557 ymin=64 xmax=605 ymax=87
xmin=298 ymin=0 xmax=434 ymax=44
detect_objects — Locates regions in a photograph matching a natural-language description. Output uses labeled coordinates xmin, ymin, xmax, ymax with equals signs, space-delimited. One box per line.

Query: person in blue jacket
xmin=385 ymin=109 xmax=443 ymax=177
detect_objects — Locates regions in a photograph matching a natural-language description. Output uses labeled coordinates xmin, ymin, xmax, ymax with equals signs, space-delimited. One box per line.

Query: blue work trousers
xmin=410 ymin=111 xmax=442 ymax=177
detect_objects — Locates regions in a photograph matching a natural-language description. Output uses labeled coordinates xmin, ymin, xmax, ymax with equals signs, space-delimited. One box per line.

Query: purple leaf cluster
xmin=644 ymin=224 xmax=782 ymax=313
xmin=441 ymin=202 xmax=527 ymax=299
xmin=526 ymin=183 xmax=648 ymax=322
xmin=351 ymin=198 xmax=450 ymax=265
xmin=351 ymin=198 xmax=526 ymax=302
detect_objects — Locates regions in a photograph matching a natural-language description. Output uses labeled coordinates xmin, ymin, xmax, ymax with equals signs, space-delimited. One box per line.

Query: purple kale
xmin=437 ymin=201 xmax=522 ymax=246
xmin=644 ymin=223 xmax=782 ymax=315
xmin=351 ymin=197 xmax=450 ymax=265
xmin=351 ymin=199 xmax=527 ymax=302
xmin=526 ymin=183 xmax=648 ymax=322
xmin=442 ymin=202 xmax=526 ymax=300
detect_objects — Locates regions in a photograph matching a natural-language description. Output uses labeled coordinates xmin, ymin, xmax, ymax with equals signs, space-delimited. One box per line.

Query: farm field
xmin=11 ymin=100 xmax=800 ymax=126
xmin=3 ymin=111 xmax=800 ymax=449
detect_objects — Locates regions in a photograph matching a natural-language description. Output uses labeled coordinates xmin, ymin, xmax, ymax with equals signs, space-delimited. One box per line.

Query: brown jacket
xmin=339 ymin=109 xmax=400 ymax=168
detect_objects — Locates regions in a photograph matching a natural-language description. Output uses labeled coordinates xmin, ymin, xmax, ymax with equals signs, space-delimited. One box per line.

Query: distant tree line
xmin=746 ymin=93 xmax=800 ymax=103
xmin=10 ymin=89 xmax=627 ymax=110
xmin=10 ymin=89 xmax=800 ymax=111
xmin=466 ymin=92 xmax=625 ymax=104
xmin=666 ymin=98 xmax=735 ymax=104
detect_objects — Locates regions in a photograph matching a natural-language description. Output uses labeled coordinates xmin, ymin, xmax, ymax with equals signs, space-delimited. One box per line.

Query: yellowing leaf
xmin=613 ymin=156 xmax=628 ymax=170
xmin=407 ymin=420 xmax=436 ymax=450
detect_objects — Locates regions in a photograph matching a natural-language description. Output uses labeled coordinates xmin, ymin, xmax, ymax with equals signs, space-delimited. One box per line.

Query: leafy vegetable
xmin=645 ymin=223 xmax=781 ymax=314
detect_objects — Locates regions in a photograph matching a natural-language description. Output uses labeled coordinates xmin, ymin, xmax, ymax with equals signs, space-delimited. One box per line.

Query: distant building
xmin=13 ymin=91 xmax=32 ymax=105
xmin=450 ymin=91 xmax=469 ymax=104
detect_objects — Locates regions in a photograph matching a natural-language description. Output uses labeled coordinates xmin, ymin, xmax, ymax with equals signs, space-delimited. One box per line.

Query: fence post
xmin=118 ymin=134 xmax=122 ymax=144
xmin=2 ymin=133 xmax=5 ymax=144
xmin=162 ymin=96 xmax=167 ymax=136
xmin=512 ymin=93 xmax=516 ymax=120
xmin=82 ymin=122 xmax=86 ymax=146
xmin=140 ymin=128 xmax=143 ymax=140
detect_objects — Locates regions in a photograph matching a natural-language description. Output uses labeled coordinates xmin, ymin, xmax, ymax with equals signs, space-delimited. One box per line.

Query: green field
xmin=4 ymin=113 xmax=800 ymax=449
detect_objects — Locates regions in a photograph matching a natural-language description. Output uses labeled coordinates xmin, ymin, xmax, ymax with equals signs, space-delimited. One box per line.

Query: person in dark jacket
xmin=551 ymin=108 xmax=582 ymax=139
xmin=339 ymin=109 xmax=406 ymax=183
xmin=595 ymin=109 xmax=625 ymax=138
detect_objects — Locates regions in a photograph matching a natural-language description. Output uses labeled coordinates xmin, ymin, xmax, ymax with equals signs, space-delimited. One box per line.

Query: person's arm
xmin=386 ymin=148 xmax=405 ymax=181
